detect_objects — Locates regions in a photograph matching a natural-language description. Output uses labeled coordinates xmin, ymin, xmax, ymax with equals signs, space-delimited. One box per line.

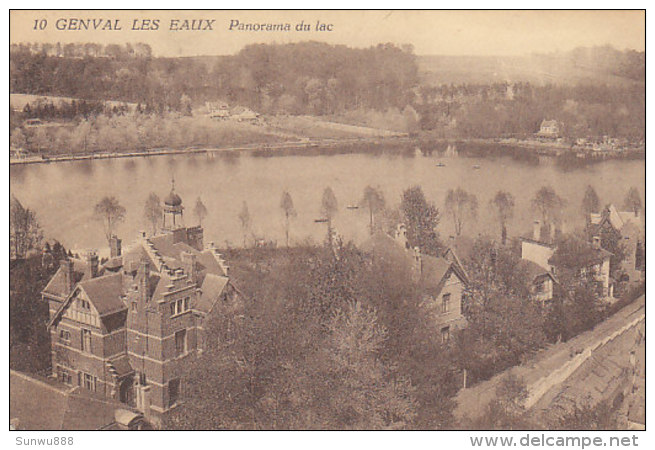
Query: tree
xmin=94 ymin=196 xmax=126 ymax=243
xmin=531 ymin=186 xmax=565 ymax=237
xmin=445 ymin=188 xmax=478 ymax=237
xmin=280 ymin=191 xmax=297 ymax=247
xmin=582 ymin=185 xmax=600 ymax=222
xmin=320 ymin=187 xmax=338 ymax=230
xmin=238 ymin=201 xmax=251 ymax=247
xmin=143 ymin=193 xmax=162 ymax=236
xmin=360 ymin=186 xmax=385 ymax=234
xmin=489 ymin=191 xmax=515 ymax=245
xmin=470 ymin=374 xmax=530 ymax=430
xmin=313 ymin=301 xmax=417 ymax=429
xmin=194 ymin=197 xmax=208 ymax=227
xmin=623 ymin=187 xmax=642 ymax=215
xmin=10 ymin=195 xmax=43 ymax=259
xmin=400 ymin=186 xmax=441 ymax=256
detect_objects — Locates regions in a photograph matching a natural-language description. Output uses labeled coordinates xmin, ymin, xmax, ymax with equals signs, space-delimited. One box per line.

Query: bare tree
xmin=321 ymin=187 xmax=339 ymax=230
xmin=10 ymin=195 xmax=43 ymax=259
xmin=361 ymin=186 xmax=385 ymax=234
xmin=238 ymin=201 xmax=251 ymax=247
xmin=280 ymin=191 xmax=297 ymax=247
xmin=489 ymin=191 xmax=515 ymax=245
xmin=94 ymin=196 xmax=126 ymax=243
xmin=582 ymin=185 xmax=600 ymax=222
xmin=445 ymin=188 xmax=478 ymax=237
xmin=194 ymin=196 xmax=208 ymax=227
xmin=143 ymin=193 xmax=162 ymax=236
xmin=623 ymin=187 xmax=642 ymax=215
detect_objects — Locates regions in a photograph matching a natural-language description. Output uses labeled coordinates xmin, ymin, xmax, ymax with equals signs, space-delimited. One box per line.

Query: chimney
xmin=139 ymin=261 xmax=151 ymax=302
xmin=60 ymin=259 xmax=75 ymax=295
xmin=180 ymin=251 xmax=197 ymax=284
xmin=533 ymin=220 xmax=541 ymax=241
xmin=84 ymin=251 xmax=99 ymax=279
xmin=592 ymin=235 xmax=601 ymax=250
xmin=109 ymin=235 xmax=122 ymax=258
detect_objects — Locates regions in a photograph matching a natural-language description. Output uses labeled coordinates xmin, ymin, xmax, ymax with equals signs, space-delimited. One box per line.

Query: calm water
xmin=10 ymin=150 xmax=645 ymax=253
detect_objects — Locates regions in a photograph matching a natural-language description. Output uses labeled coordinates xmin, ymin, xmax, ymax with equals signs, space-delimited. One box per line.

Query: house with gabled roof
xmin=590 ymin=204 xmax=644 ymax=282
xmin=362 ymin=224 xmax=469 ymax=344
xmin=42 ymin=183 xmax=235 ymax=427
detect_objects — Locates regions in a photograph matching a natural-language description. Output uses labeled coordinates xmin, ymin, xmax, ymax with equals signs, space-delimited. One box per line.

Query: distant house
xmin=590 ymin=204 xmax=644 ymax=282
xmin=520 ymin=220 xmax=613 ymax=300
xmin=362 ymin=224 xmax=469 ymax=343
xmin=205 ymin=101 xmax=229 ymax=119
xmin=536 ymin=119 xmax=560 ymax=138
xmin=10 ymin=370 xmax=151 ymax=430
xmin=230 ymin=106 xmax=259 ymax=122
xmin=517 ymin=259 xmax=556 ymax=304
xmin=548 ymin=236 xmax=613 ymax=299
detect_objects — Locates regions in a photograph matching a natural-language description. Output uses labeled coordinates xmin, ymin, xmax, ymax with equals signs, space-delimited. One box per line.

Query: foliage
xmin=582 ymin=185 xmax=600 ymax=220
xmin=238 ymin=201 xmax=251 ymax=247
xmin=444 ymin=187 xmax=478 ymax=237
xmin=320 ymin=187 xmax=339 ymax=230
xmin=360 ymin=185 xmax=386 ymax=234
xmin=10 ymin=195 xmax=43 ymax=260
xmin=10 ymin=250 xmax=65 ymax=374
xmin=280 ymin=191 xmax=297 ymax=247
xmin=143 ymin=193 xmax=162 ymax=235
xmin=468 ymin=374 xmax=531 ymax=430
xmin=623 ymin=187 xmax=642 ymax=215
xmin=457 ymin=237 xmax=544 ymax=383
xmin=399 ymin=186 xmax=442 ymax=256
xmin=194 ymin=196 xmax=208 ymax=226
xmin=94 ymin=196 xmax=126 ymax=243
xmin=489 ymin=191 xmax=515 ymax=245
xmin=531 ymin=186 xmax=565 ymax=237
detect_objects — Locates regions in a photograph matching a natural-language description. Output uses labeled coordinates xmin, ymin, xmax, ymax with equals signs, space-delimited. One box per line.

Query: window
xmin=80 ymin=372 xmax=96 ymax=391
xmin=57 ymin=366 xmax=72 ymax=385
xmin=175 ymin=329 xmax=187 ymax=356
xmin=169 ymin=378 xmax=180 ymax=407
xmin=58 ymin=329 xmax=71 ymax=345
xmin=81 ymin=329 xmax=92 ymax=352
xmin=131 ymin=302 xmax=138 ymax=313
xmin=171 ymin=297 xmax=190 ymax=316
xmin=138 ymin=372 xmax=147 ymax=386
xmin=441 ymin=326 xmax=450 ymax=344
xmin=441 ymin=293 xmax=451 ymax=314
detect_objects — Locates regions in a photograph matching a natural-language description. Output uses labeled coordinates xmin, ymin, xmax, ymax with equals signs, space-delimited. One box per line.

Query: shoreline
xmin=9 ymin=136 xmax=644 ymax=166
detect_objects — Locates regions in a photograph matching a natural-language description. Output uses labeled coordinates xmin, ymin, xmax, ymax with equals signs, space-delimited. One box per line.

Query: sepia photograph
xmin=7 ymin=9 xmax=646 ymax=438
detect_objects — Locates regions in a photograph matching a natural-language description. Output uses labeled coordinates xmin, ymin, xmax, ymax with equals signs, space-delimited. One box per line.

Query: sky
xmin=10 ymin=10 xmax=645 ymax=57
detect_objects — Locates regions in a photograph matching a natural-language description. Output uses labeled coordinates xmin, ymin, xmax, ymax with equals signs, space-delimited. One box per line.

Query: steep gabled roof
xmin=517 ymin=259 xmax=557 ymax=284
xmin=196 ymin=274 xmax=230 ymax=314
xmin=42 ymin=258 xmax=101 ymax=299
xmin=78 ymin=273 xmax=125 ymax=316
xmin=47 ymin=273 xmax=126 ymax=329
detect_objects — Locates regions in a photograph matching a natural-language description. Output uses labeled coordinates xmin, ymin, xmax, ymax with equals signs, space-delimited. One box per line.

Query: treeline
xmin=10 ymin=41 xmax=418 ymax=115
xmin=10 ymin=113 xmax=283 ymax=155
xmin=416 ymin=81 xmax=645 ymax=140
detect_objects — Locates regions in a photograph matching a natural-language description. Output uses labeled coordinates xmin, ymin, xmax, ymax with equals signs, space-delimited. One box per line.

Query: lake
xmin=9 ymin=149 xmax=645 ymax=253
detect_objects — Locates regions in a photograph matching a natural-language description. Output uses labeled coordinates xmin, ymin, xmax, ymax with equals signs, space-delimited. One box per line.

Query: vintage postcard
xmin=8 ymin=10 xmax=645 ymax=435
